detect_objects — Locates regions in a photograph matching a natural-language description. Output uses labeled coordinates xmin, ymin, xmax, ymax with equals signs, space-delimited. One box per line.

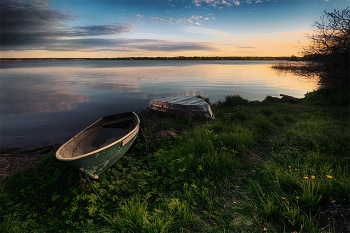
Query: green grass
xmin=241 ymin=117 xmax=349 ymax=232
xmin=1 ymin=89 xmax=349 ymax=232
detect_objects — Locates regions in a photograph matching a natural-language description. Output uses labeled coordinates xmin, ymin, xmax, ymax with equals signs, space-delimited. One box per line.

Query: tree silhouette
xmin=303 ymin=7 xmax=350 ymax=87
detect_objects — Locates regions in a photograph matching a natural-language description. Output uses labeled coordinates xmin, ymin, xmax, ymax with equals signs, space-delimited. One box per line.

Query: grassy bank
xmin=1 ymin=89 xmax=349 ymax=232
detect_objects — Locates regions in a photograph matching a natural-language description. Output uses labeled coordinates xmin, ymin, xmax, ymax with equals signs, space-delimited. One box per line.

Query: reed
xmin=271 ymin=60 xmax=321 ymax=79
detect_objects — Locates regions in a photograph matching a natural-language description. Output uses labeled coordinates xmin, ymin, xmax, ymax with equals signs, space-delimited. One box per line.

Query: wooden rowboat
xmin=56 ymin=112 xmax=140 ymax=179
xmin=148 ymin=96 xmax=215 ymax=119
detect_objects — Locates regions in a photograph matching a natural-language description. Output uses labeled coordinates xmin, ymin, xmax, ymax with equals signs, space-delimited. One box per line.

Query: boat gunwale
xmin=55 ymin=112 xmax=140 ymax=161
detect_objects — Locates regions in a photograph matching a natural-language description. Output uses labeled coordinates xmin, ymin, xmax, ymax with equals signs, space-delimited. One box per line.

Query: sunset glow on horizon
xmin=1 ymin=0 xmax=348 ymax=58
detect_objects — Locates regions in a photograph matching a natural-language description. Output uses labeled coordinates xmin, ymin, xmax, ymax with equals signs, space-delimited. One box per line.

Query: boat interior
xmin=58 ymin=113 xmax=137 ymax=158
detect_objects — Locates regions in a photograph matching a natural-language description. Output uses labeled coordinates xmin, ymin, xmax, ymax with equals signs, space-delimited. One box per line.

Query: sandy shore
xmin=0 ymin=144 xmax=60 ymax=180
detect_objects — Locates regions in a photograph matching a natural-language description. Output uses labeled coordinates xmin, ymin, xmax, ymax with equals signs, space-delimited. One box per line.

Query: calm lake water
xmin=0 ymin=60 xmax=317 ymax=149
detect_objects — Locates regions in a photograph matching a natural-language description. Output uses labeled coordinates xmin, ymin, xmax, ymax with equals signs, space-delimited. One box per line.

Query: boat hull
xmin=148 ymin=96 xmax=215 ymax=119
xmin=56 ymin=112 xmax=139 ymax=179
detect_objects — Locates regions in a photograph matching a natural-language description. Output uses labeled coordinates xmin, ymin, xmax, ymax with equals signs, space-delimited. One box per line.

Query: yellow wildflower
xmin=311 ymin=176 xmax=316 ymax=179
xmin=288 ymin=166 xmax=291 ymax=168
xmin=263 ymin=228 xmax=267 ymax=231
xmin=234 ymin=202 xmax=237 ymax=204
xmin=282 ymin=197 xmax=286 ymax=200
xmin=303 ymin=177 xmax=308 ymax=179
xmin=296 ymin=196 xmax=299 ymax=199
xmin=326 ymin=175 xmax=333 ymax=179
xmin=295 ymin=169 xmax=298 ymax=171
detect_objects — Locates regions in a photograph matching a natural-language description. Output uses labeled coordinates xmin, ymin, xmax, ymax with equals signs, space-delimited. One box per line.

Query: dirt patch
xmin=153 ymin=130 xmax=180 ymax=140
xmin=0 ymin=145 xmax=59 ymax=180
xmin=318 ymin=202 xmax=350 ymax=233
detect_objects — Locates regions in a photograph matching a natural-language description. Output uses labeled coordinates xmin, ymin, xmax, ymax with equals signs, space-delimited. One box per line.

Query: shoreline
xmin=0 ymin=56 xmax=293 ymax=61
xmin=0 ymin=144 xmax=59 ymax=180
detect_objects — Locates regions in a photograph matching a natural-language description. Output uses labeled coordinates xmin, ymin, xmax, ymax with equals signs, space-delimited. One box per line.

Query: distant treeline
xmin=0 ymin=56 xmax=297 ymax=61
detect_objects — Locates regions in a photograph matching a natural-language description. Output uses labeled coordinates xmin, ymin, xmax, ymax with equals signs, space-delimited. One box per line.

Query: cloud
xmin=3 ymin=36 xmax=216 ymax=53
xmin=193 ymin=0 xmax=240 ymax=8
xmin=0 ymin=0 xmax=217 ymax=54
xmin=0 ymin=0 xmax=133 ymax=48
xmin=71 ymin=24 xmax=133 ymax=37
xmin=133 ymin=40 xmax=216 ymax=52
xmin=188 ymin=15 xmax=203 ymax=24
xmin=190 ymin=15 xmax=204 ymax=20
xmin=149 ymin=16 xmax=176 ymax=24
xmin=147 ymin=14 xmax=209 ymax=26
xmin=237 ymin=46 xmax=257 ymax=48
xmin=0 ymin=0 xmax=76 ymax=30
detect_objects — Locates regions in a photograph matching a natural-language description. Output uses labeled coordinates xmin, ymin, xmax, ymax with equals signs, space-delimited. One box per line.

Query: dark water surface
xmin=0 ymin=60 xmax=316 ymax=149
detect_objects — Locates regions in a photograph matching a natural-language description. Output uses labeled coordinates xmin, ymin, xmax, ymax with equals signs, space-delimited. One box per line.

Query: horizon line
xmin=0 ymin=56 xmax=298 ymax=60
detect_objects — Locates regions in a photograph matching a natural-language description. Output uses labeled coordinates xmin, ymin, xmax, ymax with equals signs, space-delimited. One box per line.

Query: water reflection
xmin=0 ymin=60 xmax=317 ymax=149
xmin=1 ymin=69 xmax=74 ymax=115
xmin=271 ymin=65 xmax=320 ymax=85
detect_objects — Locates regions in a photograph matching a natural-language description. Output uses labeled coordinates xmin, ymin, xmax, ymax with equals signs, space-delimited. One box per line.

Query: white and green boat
xmin=56 ymin=112 xmax=139 ymax=179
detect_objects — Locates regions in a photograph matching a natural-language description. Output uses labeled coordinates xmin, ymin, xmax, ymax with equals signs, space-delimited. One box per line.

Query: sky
xmin=0 ymin=0 xmax=348 ymax=58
